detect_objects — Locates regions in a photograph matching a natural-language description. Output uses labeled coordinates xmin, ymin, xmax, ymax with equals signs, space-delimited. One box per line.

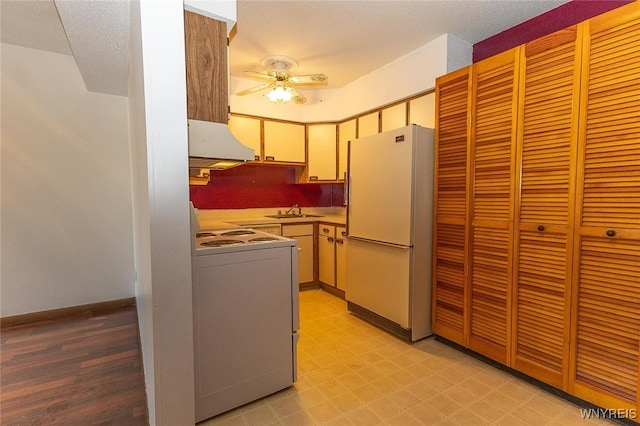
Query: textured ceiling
xmin=0 ymin=0 xmax=72 ymax=55
xmin=231 ymin=0 xmax=570 ymax=88
xmin=0 ymin=0 xmax=130 ymax=96
xmin=1 ymin=0 xmax=570 ymax=96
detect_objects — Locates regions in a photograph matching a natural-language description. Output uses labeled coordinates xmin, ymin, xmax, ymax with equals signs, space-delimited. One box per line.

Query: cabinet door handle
xmin=336 ymin=239 xmax=344 ymax=245
xmin=328 ymin=237 xmax=335 ymax=243
xmin=537 ymin=225 xmax=545 ymax=232
xmin=322 ymin=228 xmax=330 ymax=233
xmin=606 ymin=229 xmax=616 ymax=237
xmin=265 ymin=156 xmax=275 ymax=161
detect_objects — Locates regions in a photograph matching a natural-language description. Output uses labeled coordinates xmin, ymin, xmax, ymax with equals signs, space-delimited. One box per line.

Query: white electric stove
xmin=194 ymin=228 xmax=295 ymax=255
xmin=192 ymin=227 xmax=299 ymax=422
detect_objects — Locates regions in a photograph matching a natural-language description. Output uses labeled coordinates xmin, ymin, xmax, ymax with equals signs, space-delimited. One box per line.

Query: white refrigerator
xmin=345 ymin=124 xmax=434 ymax=341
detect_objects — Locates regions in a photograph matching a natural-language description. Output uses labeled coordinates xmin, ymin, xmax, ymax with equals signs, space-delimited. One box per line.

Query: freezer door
xmin=348 ymin=126 xmax=415 ymax=246
xmin=345 ymin=238 xmax=411 ymax=328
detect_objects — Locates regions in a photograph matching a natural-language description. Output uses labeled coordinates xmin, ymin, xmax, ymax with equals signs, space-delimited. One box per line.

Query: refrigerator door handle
xmin=343 ymin=171 xmax=349 ymax=206
xmin=347 ymin=235 xmax=411 ymax=249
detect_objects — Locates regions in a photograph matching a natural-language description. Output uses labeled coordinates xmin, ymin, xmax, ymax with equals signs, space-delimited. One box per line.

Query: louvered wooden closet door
xmin=570 ymin=3 xmax=640 ymax=412
xmin=433 ymin=67 xmax=472 ymax=345
xmin=512 ymin=27 xmax=582 ymax=389
xmin=468 ymin=49 xmax=519 ymax=364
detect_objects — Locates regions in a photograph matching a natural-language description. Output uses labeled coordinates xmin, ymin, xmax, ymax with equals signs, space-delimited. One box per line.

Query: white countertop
xmin=195 ymin=206 xmax=346 ymax=231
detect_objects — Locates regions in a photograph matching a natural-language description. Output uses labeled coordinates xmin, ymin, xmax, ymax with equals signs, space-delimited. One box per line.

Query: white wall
xmin=0 ymin=43 xmax=134 ymax=317
xmin=129 ymin=0 xmax=195 ymax=424
xmin=446 ymin=33 xmax=473 ymax=74
xmin=229 ymin=33 xmax=471 ymax=123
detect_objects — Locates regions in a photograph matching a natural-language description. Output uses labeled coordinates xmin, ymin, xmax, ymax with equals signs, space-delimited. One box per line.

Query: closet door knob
xmin=606 ymin=229 xmax=616 ymax=237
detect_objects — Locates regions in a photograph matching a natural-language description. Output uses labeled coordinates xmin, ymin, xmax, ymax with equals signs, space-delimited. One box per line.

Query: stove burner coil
xmin=249 ymin=237 xmax=279 ymax=242
xmin=221 ymin=230 xmax=256 ymax=236
xmin=201 ymin=239 xmax=245 ymax=247
xmin=196 ymin=232 xmax=217 ymax=238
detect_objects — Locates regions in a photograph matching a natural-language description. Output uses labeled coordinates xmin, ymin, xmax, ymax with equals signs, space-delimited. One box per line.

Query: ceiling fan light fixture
xmin=236 ymin=55 xmax=325 ymax=104
xmin=267 ymin=84 xmax=293 ymax=103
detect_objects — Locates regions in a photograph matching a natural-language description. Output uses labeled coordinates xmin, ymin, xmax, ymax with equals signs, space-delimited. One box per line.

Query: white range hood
xmin=188 ymin=119 xmax=255 ymax=170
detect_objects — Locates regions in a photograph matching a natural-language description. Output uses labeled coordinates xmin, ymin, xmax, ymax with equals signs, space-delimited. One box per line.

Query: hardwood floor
xmin=1 ymin=305 xmax=148 ymax=425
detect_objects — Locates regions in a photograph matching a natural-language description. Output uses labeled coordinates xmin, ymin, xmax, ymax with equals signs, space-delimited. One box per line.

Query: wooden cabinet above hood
xmin=184 ymin=10 xmax=228 ymax=124
xmin=184 ymin=10 xmax=254 ymax=180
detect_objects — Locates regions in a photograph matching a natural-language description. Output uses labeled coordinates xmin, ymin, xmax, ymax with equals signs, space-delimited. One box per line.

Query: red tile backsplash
xmin=190 ymin=164 xmax=344 ymax=209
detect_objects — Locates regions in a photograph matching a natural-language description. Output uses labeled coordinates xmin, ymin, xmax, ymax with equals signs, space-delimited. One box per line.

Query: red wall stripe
xmin=473 ymin=0 xmax=633 ymax=62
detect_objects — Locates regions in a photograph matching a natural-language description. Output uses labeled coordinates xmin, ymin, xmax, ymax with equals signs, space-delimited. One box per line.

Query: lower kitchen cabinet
xmin=282 ymin=224 xmax=314 ymax=287
xmin=318 ymin=225 xmax=347 ymax=294
xmin=318 ymin=225 xmax=336 ymax=287
xmin=335 ymin=227 xmax=347 ymax=292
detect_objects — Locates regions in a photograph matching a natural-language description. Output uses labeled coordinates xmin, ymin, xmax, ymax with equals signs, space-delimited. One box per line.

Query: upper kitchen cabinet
xmin=381 ymin=103 xmax=407 ymax=132
xmin=357 ymin=111 xmax=379 ymax=138
xmin=307 ymin=124 xmax=337 ymax=181
xmin=409 ymin=93 xmax=435 ymax=128
xmin=184 ymin=10 xmax=228 ymax=123
xmin=263 ymin=120 xmax=306 ymax=163
xmin=229 ymin=115 xmax=261 ymax=160
xmin=338 ymin=119 xmax=356 ymax=180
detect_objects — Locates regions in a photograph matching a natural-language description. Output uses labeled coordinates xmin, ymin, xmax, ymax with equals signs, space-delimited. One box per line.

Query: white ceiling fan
xmin=236 ymin=55 xmax=328 ymax=104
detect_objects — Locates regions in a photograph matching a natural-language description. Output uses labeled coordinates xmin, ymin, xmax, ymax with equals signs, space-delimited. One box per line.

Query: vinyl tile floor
xmin=201 ymin=289 xmax=615 ymax=426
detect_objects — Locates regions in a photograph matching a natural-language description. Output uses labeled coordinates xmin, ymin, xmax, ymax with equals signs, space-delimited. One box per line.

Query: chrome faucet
xmin=285 ymin=204 xmax=301 ymax=215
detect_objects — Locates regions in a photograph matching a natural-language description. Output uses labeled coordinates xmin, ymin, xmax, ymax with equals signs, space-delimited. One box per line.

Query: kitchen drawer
xmin=282 ymin=224 xmax=313 ymax=237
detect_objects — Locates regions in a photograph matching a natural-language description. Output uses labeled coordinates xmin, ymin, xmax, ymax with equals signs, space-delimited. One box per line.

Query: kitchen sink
xmin=264 ymin=214 xmax=324 ymax=219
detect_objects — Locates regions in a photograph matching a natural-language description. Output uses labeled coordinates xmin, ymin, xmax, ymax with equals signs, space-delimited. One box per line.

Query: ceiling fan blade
xmin=288 ymin=74 xmax=328 ymax=86
xmin=242 ymin=71 xmax=277 ymax=82
xmin=286 ymin=86 xmax=307 ymax=104
xmin=236 ymin=82 xmax=274 ymax=96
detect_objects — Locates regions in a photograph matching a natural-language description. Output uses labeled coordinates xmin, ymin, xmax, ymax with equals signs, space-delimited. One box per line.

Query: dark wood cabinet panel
xmin=184 ymin=10 xmax=228 ymax=123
